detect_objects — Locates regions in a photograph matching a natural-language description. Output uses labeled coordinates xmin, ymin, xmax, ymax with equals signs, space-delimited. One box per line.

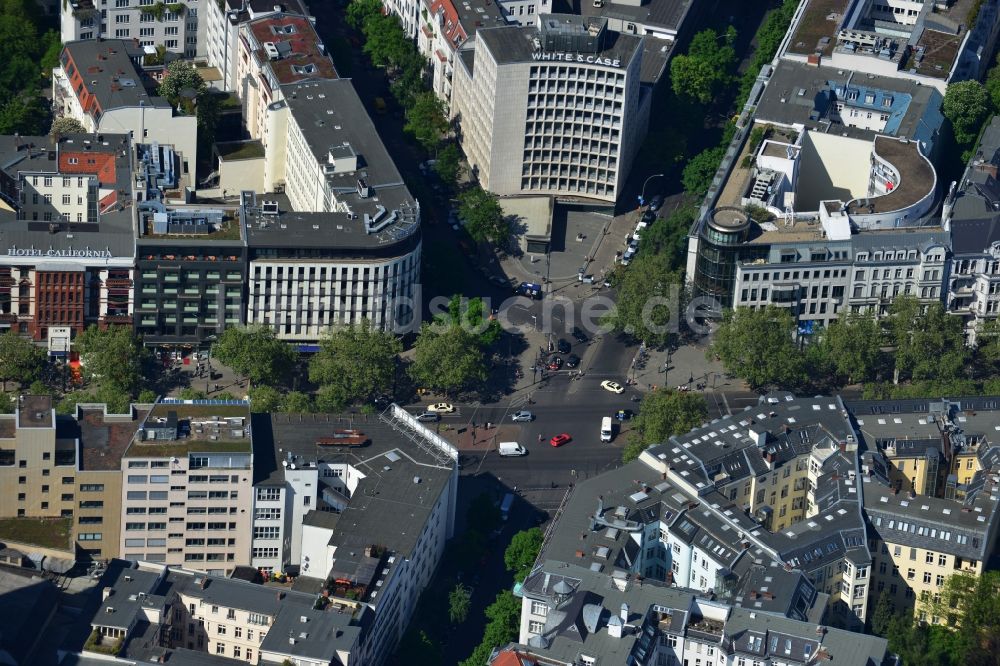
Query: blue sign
xmin=797 ymin=320 xmax=815 ymax=336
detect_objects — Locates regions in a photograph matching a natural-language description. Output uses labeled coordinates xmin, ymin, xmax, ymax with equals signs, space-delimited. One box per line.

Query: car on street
xmin=428 ymin=403 xmax=455 ymax=413
xmin=547 ymin=356 xmax=563 ymax=370
xmin=601 ymin=380 xmax=625 ymax=394
xmin=550 ymin=433 xmax=572 ymax=447
xmin=571 ymin=326 xmax=588 ymax=343
xmin=489 ymin=275 xmax=510 ymax=287
xmin=641 ymin=210 xmax=657 ymax=224
xmin=649 ymin=194 xmax=664 ymax=211
xmin=511 ymin=410 xmax=534 ymax=422
xmin=565 ymin=354 xmax=580 ymax=368
xmin=416 ymin=411 xmax=440 ymax=422
xmin=419 ymin=159 xmax=437 ymax=174
xmin=556 ymin=338 xmax=571 ymax=354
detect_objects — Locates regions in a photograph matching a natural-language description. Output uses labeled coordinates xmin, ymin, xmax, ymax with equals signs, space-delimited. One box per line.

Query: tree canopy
xmin=75 ymin=325 xmax=146 ymax=400
xmin=308 ymin=319 xmax=401 ymax=408
xmin=405 ymin=91 xmax=449 ymax=152
xmin=943 ymin=80 xmax=991 ymax=146
xmin=0 ymin=330 xmax=45 ymax=392
xmin=448 ymin=583 xmax=472 ymax=624
xmin=49 ymin=116 xmax=85 ymax=139
xmin=623 ymin=390 xmax=708 ymax=462
xmin=603 ymin=254 xmax=682 ymax=347
xmin=814 ymin=311 xmax=882 ymax=384
xmin=670 ymin=28 xmax=738 ymax=105
xmin=458 ymin=187 xmax=510 ymax=246
xmin=408 ymin=324 xmax=488 ymax=394
xmin=212 ymin=325 xmax=297 ymax=387
xmin=709 ymin=306 xmax=804 ymax=390
xmin=504 ymin=527 xmax=543 ymax=583
xmin=157 ymin=60 xmax=206 ymax=105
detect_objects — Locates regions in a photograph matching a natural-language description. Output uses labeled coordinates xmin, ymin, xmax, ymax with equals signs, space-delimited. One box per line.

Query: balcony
xmin=103 ymin=313 xmax=133 ymax=324
xmin=105 ymin=278 xmax=133 ymax=288
xmin=0 ymin=313 xmax=16 ymax=323
xmin=0 ymin=277 xmax=14 ymax=287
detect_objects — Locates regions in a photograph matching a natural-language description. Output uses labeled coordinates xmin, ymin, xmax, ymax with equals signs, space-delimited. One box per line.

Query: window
xmin=923 ymin=572 xmax=931 ymax=584
xmin=938 ymin=554 xmax=947 ymax=566
xmin=528 ymin=621 xmax=545 ymax=634
xmin=234 ymin=627 xmax=242 ymax=638
xmin=233 ymin=646 xmax=241 ymax=658
xmin=81 ymin=484 xmax=104 ymax=492
xmin=926 ymin=552 xmax=934 ymax=564
xmin=936 ymin=574 xmax=944 ymax=586
xmin=907 ymin=568 xmax=915 ymax=580
xmin=79 ymin=533 xmax=102 ymax=541
xmin=217 ymin=625 xmax=226 ymax=635
xmin=531 ymin=601 xmax=548 ymax=616
xmin=253 ymin=526 xmax=279 ymax=540
xmin=215 ymin=644 xmax=225 ymax=655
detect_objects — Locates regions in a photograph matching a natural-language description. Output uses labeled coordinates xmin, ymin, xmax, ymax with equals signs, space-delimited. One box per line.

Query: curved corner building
xmin=693 ymin=206 xmax=751 ymax=307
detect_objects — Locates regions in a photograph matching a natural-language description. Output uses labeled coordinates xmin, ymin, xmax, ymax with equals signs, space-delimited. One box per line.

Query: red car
xmin=550 ymin=433 xmax=572 ymax=447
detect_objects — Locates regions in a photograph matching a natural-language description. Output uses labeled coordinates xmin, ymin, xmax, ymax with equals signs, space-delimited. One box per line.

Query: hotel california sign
xmin=7 ymin=245 xmax=114 ymax=259
xmin=531 ymin=51 xmax=622 ymax=67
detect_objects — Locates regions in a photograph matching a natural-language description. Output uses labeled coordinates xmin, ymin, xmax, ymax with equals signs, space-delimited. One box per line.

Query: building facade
xmin=52 ymin=40 xmax=199 ymax=183
xmin=0 ymin=396 xmax=146 ymax=562
xmin=451 ymin=14 xmax=647 ymax=204
xmin=118 ymin=400 xmax=253 ymax=575
xmin=0 ymin=134 xmax=136 ymax=342
xmin=62 ymin=0 xmax=208 ymax=58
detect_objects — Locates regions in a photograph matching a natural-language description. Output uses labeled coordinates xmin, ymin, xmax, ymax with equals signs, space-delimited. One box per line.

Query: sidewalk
xmin=438 ymin=423 xmax=522 ymax=451
xmin=627 ymin=341 xmax=742 ymax=392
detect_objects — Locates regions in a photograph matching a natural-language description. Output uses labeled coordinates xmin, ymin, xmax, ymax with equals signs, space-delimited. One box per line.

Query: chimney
xmin=620 ymin=602 xmax=629 ymax=623
xmin=102 ymin=587 xmax=113 ymax=601
xmin=839 ymin=441 xmax=847 ymax=452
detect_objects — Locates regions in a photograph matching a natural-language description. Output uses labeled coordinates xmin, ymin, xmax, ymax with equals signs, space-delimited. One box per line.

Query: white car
xmin=511 ymin=410 xmax=534 ymax=422
xmin=427 ymin=402 xmax=455 ymax=413
xmin=601 ymin=380 xmax=625 ymax=394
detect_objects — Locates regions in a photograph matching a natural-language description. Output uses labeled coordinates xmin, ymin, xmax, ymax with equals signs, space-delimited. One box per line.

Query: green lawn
xmin=0 ymin=517 xmax=71 ymax=549
xmin=216 ymin=141 xmax=265 ymax=161
xmin=124 ymin=440 xmax=251 ymax=458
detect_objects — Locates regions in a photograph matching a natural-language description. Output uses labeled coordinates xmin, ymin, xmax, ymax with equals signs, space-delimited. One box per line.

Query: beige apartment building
xmin=119 ymin=400 xmax=253 ymax=575
xmin=0 ymin=396 xmax=146 ymax=561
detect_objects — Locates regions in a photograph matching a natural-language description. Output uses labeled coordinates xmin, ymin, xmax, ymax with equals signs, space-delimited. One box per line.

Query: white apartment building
xmin=119 ymin=400 xmax=253 ymax=575
xmin=451 ymin=15 xmax=647 ymax=204
xmin=204 ymin=0 xmax=312 ymax=92
xmin=247 ymin=406 xmax=459 ymax=665
xmin=52 ymin=40 xmax=199 ymax=184
xmin=62 ymin=0 xmax=208 ymax=58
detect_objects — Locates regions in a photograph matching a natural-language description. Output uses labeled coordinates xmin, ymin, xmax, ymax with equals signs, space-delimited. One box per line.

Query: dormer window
xmin=882 ymin=95 xmax=893 ymax=107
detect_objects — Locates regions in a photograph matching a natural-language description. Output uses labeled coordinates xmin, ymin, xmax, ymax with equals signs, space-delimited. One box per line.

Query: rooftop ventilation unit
xmin=264 ymin=42 xmax=280 ymax=60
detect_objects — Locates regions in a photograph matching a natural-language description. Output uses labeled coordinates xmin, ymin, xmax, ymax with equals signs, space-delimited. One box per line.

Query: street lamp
xmin=640 ymin=173 xmax=665 ymax=208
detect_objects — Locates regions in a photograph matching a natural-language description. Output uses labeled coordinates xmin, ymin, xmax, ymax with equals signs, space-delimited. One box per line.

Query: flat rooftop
xmin=18 ymin=395 xmax=53 ymax=429
xmin=248 ymin=14 xmax=337 ymax=85
xmin=75 ymin=406 xmax=149 ymax=471
xmin=256 ymin=409 xmax=455 ymax=565
xmin=785 ymin=0 xmax=851 ymax=57
xmin=579 ymin=0 xmax=693 ymax=33
xmin=124 ymin=401 xmax=251 ymax=458
xmin=476 ymin=21 xmax=643 ymax=68
xmin=844 ymin=136 xmax=935 ymax=215
xmin=754 ymin=59 xmax=940 ymax=141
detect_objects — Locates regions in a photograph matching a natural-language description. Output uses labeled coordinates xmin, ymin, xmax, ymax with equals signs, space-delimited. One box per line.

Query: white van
xmin=600 ymin=416 xmax=613 ymax=442
xmin=498 ymin=441 xmax=527 ymax=457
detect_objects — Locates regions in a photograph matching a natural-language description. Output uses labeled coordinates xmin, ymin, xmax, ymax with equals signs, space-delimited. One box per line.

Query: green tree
xmin=448 ymin=583 xmax=472 ymax=624
xmin=603 ymin=253 xmax=681 ymax=347
xmin=212 ymin=325 xmax=297 ymax=387
xmin=682 ymin=145 xmax=725 ymax=198
xmin=248 ymin=385 xmax=283 ymax=413
xmin=0 ymin=95 xmax=49 ymax=135
xmin=504 ymin=527 xmax=543 ymax=583
xmin=436 ymin=295 xmax=502 ymax=347
xmin=0 ymin=330 xmax=45 ymax=392
xmin=196 ymin=90 xmax=222 ymax=156
xmin=974 ymin=317 xmax=1000 ymax=366
xmin=887 ymin=297 xmax=967 ymax=384
xmin=49 ymin=116 xmax=85 ymax=139
xmin=459 ymin=590 xmax=521 ymax=666
xmin=669 ymin=28 xmax=737 ymax=104
xmin=623 ymin=390 xmax=709 ymax=462
xmin=408 ymin=324 xmax=487 ymax=394
xmin=404 ymin=91 xmax=448 ymax=152
xmin=458 ymin=186 xmax=509 ymax=245
xmin=345 ymin=0 xmax=381 ymax=29
xmin=709 ymin=306 xmax=804 ymax=390
xmin=75 ymin=325 xmax=145 ymax=397
xmin=638 ymin=203 xmax=696 ymax=267
xmin=815 ymin=311 xmax=882 ymax=384
xmin=282 ymin=391 xmax=313 ymax=413
xmin=394 ymin=628 xmax=441 ymax=665
xmin=434 ymin=142 xmax=462 ymax=188
xmin=157 ymin=60 xmax=206 ymax=105
xmin=943 ymin=80 xmax=991 ymax=146
xmin=870 ymin=589 xmax=895 ymax=637
xmin=308 ymin=319 xmax=401 ymax=408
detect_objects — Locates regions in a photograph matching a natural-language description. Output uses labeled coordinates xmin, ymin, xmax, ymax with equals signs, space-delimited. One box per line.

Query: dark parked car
xmin=556 ymin=338 xmax=571 ymax=354
xmin=571 ymin=327 xmax=588 ymax=343
xmin=649 ymin=194 xmax=664 ymax=211
xmin=565 ymin=354 xmax=580 ymax=368
xmin=641 ymin=210 xmax=657 ymax=224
